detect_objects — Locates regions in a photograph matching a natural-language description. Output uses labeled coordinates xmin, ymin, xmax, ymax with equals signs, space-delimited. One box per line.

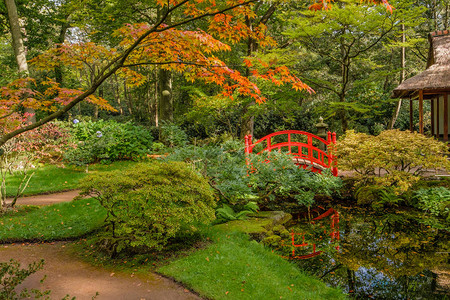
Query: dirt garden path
xmin=1 ymin=191 xmax=202 ymax=300
xmin=5 ymin=190 xmax=81 ymax=206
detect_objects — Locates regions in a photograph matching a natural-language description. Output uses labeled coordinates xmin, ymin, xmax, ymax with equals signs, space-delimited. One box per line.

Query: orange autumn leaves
xmin=1 ymin=0 xmax=392 ymax=132
xmin=309 ymin=0 xmax=393 ymax=13
xmin=27 ymin=1 xmax=309 ymax=105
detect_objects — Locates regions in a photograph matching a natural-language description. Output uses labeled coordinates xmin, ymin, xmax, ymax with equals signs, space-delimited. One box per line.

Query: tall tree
xmin=239 ymin=1 xmax=280 ymax=138
xmin=389 ymin=23 xmax=406 ymax=129
xmin=283 ymin=0 xmax=423 ymax=132
xmin=0 ymin=0 xmax=393 ymax=147
xmin=3 ymin=0 xmax=35 ymax=123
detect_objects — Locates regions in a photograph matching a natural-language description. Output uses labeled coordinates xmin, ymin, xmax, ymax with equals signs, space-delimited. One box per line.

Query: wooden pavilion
xmin=392 ymin=30 xmax=450 ymax=141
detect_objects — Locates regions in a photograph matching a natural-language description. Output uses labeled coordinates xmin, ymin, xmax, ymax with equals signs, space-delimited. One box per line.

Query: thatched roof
xmin=392 ymin=30 xmax=450 ymax=99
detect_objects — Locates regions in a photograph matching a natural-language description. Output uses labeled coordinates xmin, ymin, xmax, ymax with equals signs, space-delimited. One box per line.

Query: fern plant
xmin=215 ymin=202 xmax=259 ymax=223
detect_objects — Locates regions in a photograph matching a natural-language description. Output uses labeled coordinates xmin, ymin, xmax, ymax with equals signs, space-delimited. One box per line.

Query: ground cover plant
xmin=412 ymin=187 xmax=450 ymax=220
xmin=0 ymin=198 xmax=106 ymax=242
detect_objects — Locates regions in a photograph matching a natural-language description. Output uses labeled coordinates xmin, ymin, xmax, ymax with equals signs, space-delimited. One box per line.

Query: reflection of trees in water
xmin=288 ymin=208 xmax=450 ymax=298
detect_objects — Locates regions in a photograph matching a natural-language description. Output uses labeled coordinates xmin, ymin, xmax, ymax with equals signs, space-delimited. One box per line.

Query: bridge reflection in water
xmin=276 ymin=206 xmax=450 ymax=298
xmin=280 ymin=208 xmax=340 ymax=260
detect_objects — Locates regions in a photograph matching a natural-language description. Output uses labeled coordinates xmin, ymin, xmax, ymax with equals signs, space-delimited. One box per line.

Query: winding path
xmin=1 ymin=191 xmax=202 ymax=300
xmin=5 ymin=190 xmax=81 ymax=206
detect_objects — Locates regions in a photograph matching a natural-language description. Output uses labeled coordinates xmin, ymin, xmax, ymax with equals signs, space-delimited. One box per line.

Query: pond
xmin=276 ymin=206 xmax=450 ymax=299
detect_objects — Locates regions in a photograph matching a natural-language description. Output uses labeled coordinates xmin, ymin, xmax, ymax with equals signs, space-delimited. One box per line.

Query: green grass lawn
xmin=158 ymin=229 xmax=347 ymax=300
xmin=1 ymin=160 xmax=346 ymax=299
xmin=4 ymin=161 xmax=138 ymax=197
xmin=0 ymin=199 xmax=106 ymax=242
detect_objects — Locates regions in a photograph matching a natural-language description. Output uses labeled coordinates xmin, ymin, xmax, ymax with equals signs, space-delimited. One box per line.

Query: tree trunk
xmin=153 ymin=69 xmax=159 ymax=127
xmin=124 ymin=81 xmax=133 ymax=115
xmin=445 ymin=2 xmax=449 ymax=29
xmin=94 ymin=87 xmax=102 ymax=120
xmin=113 ymin=75 xmax=124 ymax=115
xmin=339 ymin=33 xmax=349 ymax=132
xmin=158 ymin=68 xmax=173 ymax=123
xmin=239 ymin=6 xmax=277 ymax=139
xmin=240 ymin=102 xmax=255 ymax=139
xmin=55 ymin=20 xmax=70 ymax=85
xmin=433 ymin=0 xmax=438 ymax=30
xmin=240 ymin=22 xmax=257 ymax=139
xmin=389 ymin=23 xmax=406 ymax=129
xmin=338 ymin=94 xmax=348 ymax=132
xmin=4 ymin=0 xmax=35 ymax=123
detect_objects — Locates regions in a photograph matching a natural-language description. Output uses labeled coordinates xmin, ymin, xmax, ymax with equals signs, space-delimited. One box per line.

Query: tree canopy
xmin=2 ymin=0 xmax=448 ymax=144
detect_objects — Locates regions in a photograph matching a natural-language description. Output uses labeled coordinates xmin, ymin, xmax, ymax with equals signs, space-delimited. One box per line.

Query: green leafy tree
xmin=0 ymin=0 xmax=316 ymax=149
xmin=282 ymin=0 xmax=425 ymax=132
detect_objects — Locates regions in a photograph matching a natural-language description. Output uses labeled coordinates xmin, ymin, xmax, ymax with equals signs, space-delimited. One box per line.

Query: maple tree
xmin=0 ymin=0 xmax=393 ymax=148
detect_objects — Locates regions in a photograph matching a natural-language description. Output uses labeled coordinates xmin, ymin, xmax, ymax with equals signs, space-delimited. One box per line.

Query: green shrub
xmin=167 ymin=144 xmax=342 ymax=212
xmin=79 ymin=161 xmax=216 ymax=256
xmin=413 ymin=187 xmax=450 ymax=218
xmin=151 ymin=142 xmax=166 ymax=153
xmin=355 ymin=185 xmax=384 ymax=206
xmin=159 ymin=122 xmax=188 ymax=148
xmin=355 ymin=186 xmax=403 ymax=210
xmin=64 ymin=120 xmax=153 ymax=165
xmin=0 ymin=259 xmax=50 ymax=299
xmin=246 ymin=152 xmax=342 ymax=211
xmin=336 ymin=130 xmax=449 ymax=194
xmin=167 ymin=143 xmax=252 ymax=204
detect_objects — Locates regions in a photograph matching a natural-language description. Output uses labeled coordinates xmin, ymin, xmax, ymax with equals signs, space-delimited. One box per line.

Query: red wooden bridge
xmin=244 ymin=130 xmax=338 ymax=176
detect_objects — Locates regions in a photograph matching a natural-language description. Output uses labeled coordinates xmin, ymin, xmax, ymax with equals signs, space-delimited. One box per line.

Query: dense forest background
xmin=1 ymin=0 xmax=449 ymax=140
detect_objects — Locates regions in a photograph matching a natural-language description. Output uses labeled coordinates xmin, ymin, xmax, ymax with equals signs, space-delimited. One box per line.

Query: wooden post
xmin=409 ymin=97 xmax=413 ymax=132
xmin=436 ymin=97 xmax=440 ymax=139
xmin=431 ymin=98 xmax=435 ymax=136
xmin=419 ymin=90 xmax=424 ymax=134
xmin=245 ymin=135 xmax=250 ymax=154
xmin=331 ymin=132 xmax=338 ymax=177
xmin=444 ymin=93 xmax=448 ymax=142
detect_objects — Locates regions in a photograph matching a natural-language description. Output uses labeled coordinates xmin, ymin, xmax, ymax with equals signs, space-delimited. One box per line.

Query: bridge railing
xmin=244 ymin=130 xmax=337 ymax=176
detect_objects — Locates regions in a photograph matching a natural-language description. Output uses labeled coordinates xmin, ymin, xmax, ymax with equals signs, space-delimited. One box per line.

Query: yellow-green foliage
xmin=336 ymin=130 xmax=449 ymax=193
xmin=79 ymin=161 xmax=216 ymax=256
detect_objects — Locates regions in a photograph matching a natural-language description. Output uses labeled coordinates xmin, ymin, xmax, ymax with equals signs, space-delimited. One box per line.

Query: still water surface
xmin=278 ymin=207 xmax=450 ymax=299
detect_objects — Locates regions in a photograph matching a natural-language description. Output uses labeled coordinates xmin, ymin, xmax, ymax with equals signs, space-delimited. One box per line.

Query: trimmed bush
xmin=79 ymin=161 xmax=216 ymax=256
